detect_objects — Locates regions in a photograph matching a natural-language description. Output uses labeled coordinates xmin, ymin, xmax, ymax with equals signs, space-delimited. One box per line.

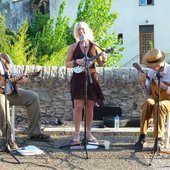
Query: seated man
xmin=134 ymin=49 xmax=170 ymax=151
xmin=0 ymin=53 xmax=50 ymax=149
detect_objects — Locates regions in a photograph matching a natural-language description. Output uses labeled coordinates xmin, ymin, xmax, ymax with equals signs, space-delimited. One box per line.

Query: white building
xmin=50 ymin=0 xmax=170 ymax=67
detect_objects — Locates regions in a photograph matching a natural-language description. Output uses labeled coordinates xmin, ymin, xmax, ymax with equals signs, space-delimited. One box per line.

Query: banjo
xmin=73 ymin=47 xmax=113 ymax=73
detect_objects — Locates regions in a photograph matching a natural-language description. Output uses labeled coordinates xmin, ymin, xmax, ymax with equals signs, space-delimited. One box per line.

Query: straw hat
xmin=143 ymin=49 xmax=166 ymax=67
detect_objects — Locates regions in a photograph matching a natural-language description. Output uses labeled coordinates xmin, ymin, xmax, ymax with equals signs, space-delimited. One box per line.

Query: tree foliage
xmin=75 ymin=0 xmax=124 ymax=66
xmin=0 ymin=16 xmax=14 ymax=53
xmin=9 ymin=20 xmax=35 ymax=65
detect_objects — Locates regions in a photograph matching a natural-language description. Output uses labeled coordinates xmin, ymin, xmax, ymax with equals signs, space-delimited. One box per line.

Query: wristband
xmin=72 ymin=60 xmax=77 ymax=67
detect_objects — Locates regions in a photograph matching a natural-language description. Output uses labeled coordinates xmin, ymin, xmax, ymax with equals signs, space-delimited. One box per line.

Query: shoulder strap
xmin=72 ymin=42 xmax=79 ymax=54
xmin=0 ymin=53 xmax=12 ymax=73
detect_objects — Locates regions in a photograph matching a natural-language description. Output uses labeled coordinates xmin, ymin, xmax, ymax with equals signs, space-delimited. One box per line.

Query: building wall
xmin=50 ymin=0 xmax=170 ymax=66
xmin=0 ymin=0 xmax=33 ymax=32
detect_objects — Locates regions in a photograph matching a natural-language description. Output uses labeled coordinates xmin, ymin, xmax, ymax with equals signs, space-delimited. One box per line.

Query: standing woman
xmin=65 ymin=21 xmax=107 ymax=144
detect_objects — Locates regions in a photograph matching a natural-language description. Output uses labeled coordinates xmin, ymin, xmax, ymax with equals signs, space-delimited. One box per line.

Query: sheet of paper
xmin=17 ymin=145 xmax=44 ymax=156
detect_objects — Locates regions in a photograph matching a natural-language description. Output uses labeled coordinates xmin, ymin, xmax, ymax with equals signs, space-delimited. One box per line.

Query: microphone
xmin=104 ymin=47 xmax=114 ymax=54
xmin=156 ymin=66 xmax=164 ymax=79
xmin=80 ymin=34 xmax=86 ymax=47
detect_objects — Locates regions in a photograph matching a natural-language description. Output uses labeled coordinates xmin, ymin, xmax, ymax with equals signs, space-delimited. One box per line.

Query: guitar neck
xmin=139 ymin=69 xmax=151 ymax=82
xmin=90 ymin=52 xmax=103 ymax=62
xmin=133 ymin=63 xmax=151 ymax=81
xmin=89 ymin=47 xmax=113 ymax=62
xmin=9 ymin=75 xmax=24 ymax=83
xmin=9 ymin=71 xmax=40 ymax=83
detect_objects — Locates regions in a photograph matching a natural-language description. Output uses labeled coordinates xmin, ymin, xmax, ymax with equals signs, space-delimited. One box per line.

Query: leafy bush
xmin=0 ymin=16 xmax=14 ymax=53
xmin=9 ymin=20 xmax=35 ymax=65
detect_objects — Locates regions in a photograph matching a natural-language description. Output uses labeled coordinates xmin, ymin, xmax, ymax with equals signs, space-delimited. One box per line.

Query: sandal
xmin=29 ymin=133 xmax=51 ymax=141
xmin=86 ymin=131 xmax=98 ymax=143
xmin=70 ymin=139 xmax=81 ymax=145
xmin=71 ymin=132 xmax=81 ymax=145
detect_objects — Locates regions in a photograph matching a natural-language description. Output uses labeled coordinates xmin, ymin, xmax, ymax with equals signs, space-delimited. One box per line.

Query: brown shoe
xmin=153 ymin=138 xmax=165 ymax=151
xmin=29 ymin=133 xmax=51 ymax=141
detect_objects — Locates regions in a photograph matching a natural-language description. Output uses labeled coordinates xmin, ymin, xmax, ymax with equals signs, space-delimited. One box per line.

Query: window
xmin=139 ymin=25 xmax=154 ymax=63
xmin=139 ymin=0 xmax=154 ymax=6
xmin=118 ymin=34 xmax=123 ymax=44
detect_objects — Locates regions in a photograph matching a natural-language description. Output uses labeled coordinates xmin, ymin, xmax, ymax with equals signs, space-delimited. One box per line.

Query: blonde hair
xmin=73 ymin=21 xmax=94 ymax=42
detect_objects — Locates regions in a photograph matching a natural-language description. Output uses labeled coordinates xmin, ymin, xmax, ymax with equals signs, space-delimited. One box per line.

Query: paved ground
xmin=0 ymin=126 xmax=170 ymax=170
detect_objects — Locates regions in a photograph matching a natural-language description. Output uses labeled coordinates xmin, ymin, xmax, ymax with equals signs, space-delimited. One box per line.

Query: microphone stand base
xmin=0 ymin=144 xmax=21 ymax=164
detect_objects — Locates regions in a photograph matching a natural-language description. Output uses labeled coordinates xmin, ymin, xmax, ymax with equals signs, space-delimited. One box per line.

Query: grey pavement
xmin=0 ymin=125 xmax=170 ymax=170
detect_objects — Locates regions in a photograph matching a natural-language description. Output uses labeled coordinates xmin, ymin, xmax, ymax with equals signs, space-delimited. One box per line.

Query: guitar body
xmin=133 ymin=63 xmax=170 ymax=101
xmin=0 ymin=70 xmax=41 ymax=94
xmin=150 ymin=81 xmax=170 ymax=101
xmin=73 ymin=47 xmax=113 ymax=74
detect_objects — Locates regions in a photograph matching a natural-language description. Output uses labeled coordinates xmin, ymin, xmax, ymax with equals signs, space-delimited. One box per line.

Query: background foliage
xmin=0 ymin=0 xmax=125 ymax=66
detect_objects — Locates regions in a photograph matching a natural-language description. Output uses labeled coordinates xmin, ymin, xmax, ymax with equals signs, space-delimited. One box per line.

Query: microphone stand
xmin=149 ymin=69 xmax=162 ymax=166
xmin=0 ymin=71 xmax=20 ymax=164
xmin=59 ymin=41 xmax=103 ymax=158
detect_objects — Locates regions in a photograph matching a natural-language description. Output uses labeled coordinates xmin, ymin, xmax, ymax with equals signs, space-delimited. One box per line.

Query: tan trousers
xmin=140 ymin=96 xmax=170 ymax=138
xmin=0 ymin=88 xmax=41 ymax=139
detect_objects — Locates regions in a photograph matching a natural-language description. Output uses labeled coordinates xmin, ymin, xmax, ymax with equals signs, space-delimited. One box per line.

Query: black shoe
xmin=153 ymin=138 xmax=165 ymax=151
xmin=134 ymin=134 xmax=147 ymax=150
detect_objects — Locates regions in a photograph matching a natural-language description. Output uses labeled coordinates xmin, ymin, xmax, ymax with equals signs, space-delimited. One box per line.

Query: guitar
xmin=0 ymin=70 xmax=41 ymax=93
xmin=73 ymin=47 xmax=113 ymax=73
xmin=133 ymin=63 xmax=170 ymax=101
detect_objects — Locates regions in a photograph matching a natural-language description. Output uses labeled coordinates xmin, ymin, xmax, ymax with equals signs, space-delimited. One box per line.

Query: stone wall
xmin=15 ymin=65 xmax=145 ymax=124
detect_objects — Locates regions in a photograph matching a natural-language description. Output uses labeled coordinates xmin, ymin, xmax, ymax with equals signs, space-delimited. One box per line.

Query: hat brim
xmin=143 ymin=51 xmax=166 ymax=67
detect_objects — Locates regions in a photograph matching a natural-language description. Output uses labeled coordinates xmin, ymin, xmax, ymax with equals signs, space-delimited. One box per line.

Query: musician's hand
xmin=16 ymin=76 xmax=29 ymax=84
xmin=155 ymin=81 xmax=168 ymax=91
xmin=76 ymin=58 xmax=85 ymax=66
xmin=101 ymin=52 xmax=107 ymax=63
xmin=139 ymin=73 xmax=146 ymax=86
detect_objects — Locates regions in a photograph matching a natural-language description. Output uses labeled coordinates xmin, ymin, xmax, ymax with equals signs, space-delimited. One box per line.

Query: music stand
xmin=149 ymin=69 xmax=162 ymax=166
xmin=59 ymin=39 xmax=104 ymax=158
xmin=0 ymin=71 xmax=20 ymax=164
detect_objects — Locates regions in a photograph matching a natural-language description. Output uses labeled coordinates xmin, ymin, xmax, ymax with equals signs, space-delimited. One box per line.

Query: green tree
xmin=31 ymin=0 xmax=70 ymax=64
xmin=35 ymin=19 xmax=54 ymax=60
xmin=74 ymin=0 xmax=125 ymax=66
xmin=52 ymin=1 xmax=70 ymax=52
xmin=0 ymin=16 xmax=14 ymax=53
xmin=0 ymin=0 xmax=124 ymax=66
xmin=28 ymin=12 xmax=50 ymax=45
xmin=10 ymin=20 xmax=35 ymax=65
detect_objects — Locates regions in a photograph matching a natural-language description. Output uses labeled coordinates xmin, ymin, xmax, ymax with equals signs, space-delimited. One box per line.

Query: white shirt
xmin=0 ymin=55 xmax=18 ymax=94
xmin=145 ymin=63 xmax=170 ymax=95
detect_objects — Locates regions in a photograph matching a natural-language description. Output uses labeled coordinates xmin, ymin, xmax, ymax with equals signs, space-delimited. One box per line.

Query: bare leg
xmin=86 ymin=100 xmax=97 ymax=142
xmin=73 ymin=99 xmax=84 ymax=142
xmin=86 ymin=100 xmax=94 ymax=132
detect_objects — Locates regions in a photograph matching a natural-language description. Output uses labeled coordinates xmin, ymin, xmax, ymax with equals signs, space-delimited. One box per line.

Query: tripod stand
xmin=149 ymin=68 xmax=163 ymax=166
xmin=0 ymin=71 xmax=20 ymax=164
xmin=59 ymin=38 xmax=104 ymax=158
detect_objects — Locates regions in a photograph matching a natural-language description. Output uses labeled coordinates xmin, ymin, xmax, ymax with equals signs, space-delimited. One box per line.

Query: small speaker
xmin=93 ymin=106 xmax=122 ymax=120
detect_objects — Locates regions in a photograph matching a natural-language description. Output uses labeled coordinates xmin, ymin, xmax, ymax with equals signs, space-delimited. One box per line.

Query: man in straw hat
xmin=134 ymin=49 xmax=170 ymax=151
